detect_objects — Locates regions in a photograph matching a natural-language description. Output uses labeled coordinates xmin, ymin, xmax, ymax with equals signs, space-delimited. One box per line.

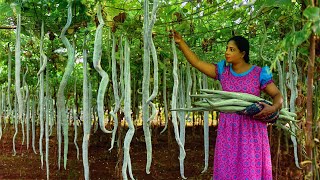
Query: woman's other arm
xmin=253 ymin=82 xmax=283 ymax=119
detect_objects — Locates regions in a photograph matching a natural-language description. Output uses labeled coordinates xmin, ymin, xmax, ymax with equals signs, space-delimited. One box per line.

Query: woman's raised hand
xmin=169 ymin=30 xmax=183 ymax=44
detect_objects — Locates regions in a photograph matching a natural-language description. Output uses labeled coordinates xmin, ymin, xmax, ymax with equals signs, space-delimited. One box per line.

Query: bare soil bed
xmin=0 ymin=124 xmax=303 ymax=179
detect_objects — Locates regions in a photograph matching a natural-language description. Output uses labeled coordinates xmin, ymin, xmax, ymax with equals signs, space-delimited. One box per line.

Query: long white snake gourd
xmin=7 ymin=42 xmax=12 ymax=128
xmin=0 ymin=86 xmax=5 ymax=138
xmin=21 ymin=67 xmax=28 ymax=146
xmin=122 ymin=37 xmax=135 ymax=180
xmin=2 ymin=87 xmax=5 ymax=130
xmin=82 ymin=30 xmax=91 ymax=180
xmin=93 ymin=3 xmax=112 ymax=134
xmin=171 ymin=38 xmax=186 ymax=178
xmin=49 ymin=97 xmax=54 ymax=137
xmin=24 ymin=67 xmax=30 ymax=150
xmin=142 ymin=0 xmax=151 ymax=173
xmin=73 ymin=79 xmax=79 ymax=160
xmin=38 ymin=20 xmax=46 ymax=169
xmin=0 ymin=87 xmax=3 ymax=140
xmin=109 ymin=34 xmax=120 ymax=151
xmin=31 ymin=95 xmax=37 ymax=154
xmin=201 ymin=74 xmax=209 ymax=173
xmin=142 ymin=0 xmax=159 ymax=174
xmin=45 ymin=66 xmax=50 ymax=180
xmin=178 ymin=66 xmax=186 ymax=179
xmin=186 ymin=63 xmax=192 ymax=122
xmin=13 ymin=10 xmax=22 ymax=157
xmin=160 ymin=65 xmax=168 ymax=134
xmin=146 ymin=35 xmax=159 ymax=123
xmin=13 ymin=94 xmax=18 ymax=156
xmin=288 ymin=47 xmax=301 ymax=169
xmin=57 ymin=1 xmax=74 ymax=169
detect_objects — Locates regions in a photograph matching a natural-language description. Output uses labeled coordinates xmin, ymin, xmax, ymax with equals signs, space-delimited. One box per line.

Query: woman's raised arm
xmin=170 ymin=30 xmax=217 ymax=79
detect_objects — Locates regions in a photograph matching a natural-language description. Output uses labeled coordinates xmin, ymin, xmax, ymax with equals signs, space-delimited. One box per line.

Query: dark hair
xmin=227 ymin=36 xmax=250 ymax=63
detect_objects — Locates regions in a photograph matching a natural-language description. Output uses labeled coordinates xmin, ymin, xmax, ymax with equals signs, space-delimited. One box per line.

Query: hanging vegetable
xmin=160 ymin=65 xmax=168 ymax=134
xmin=73 ymin=78 xmax=79 ymax=160
xmin=82 ymin=29 xmax=91 ymax=180
xmin=24 ymin=66 xmax=30 ymax=150
xmin=287 ymin=47 xmax=301 ymax=169
xmin=57 ymin=1 xmax=75 ymax=169
xmin=13 ymin=5 xmax=23 ymax=157
xmin=178 ymin=65 xmax=186 ymax=179
xmin=170 ymin=38 xmax=186 ymax=179
xmin=31 ymin=95 xmax=37 ymax=154
xmin=146 ymin=32 xmax=159 ymax=123
xmin=142 ymin=0 xmax=159 ymax=174
xmin=38 ymin=20 xmax=46 ymax=169
xmin=6 ymin=43 xmax=12 ymax=127
xmin=92 ymin=3 xmax=112 ymax=134
xmin=201 ymin=74 xmax=209 ymax=173
xmin=21 ymin=67 xmax=28 ymax=146
xmin=0 ymin=87 xmax=3 ymax=140
xmin=45 ymin=66 xmax=50 ymax=180
xmin=109 ymin=34 xmax=120 ymax=151
xmin=122 ymin=37 xmax=135 ymax=180
xmin=185 ymin=64 xmax=192 ymax=122
xmin=13 ymin=94 xmax=18 ymax=156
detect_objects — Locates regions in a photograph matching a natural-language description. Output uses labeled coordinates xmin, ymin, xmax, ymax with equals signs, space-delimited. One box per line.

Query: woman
xmin=171 ymin=30 xmax=283 ymax=179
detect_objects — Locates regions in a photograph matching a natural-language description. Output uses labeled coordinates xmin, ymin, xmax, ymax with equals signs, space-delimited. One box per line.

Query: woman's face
xmin=225 ymin=40 xmax=245 ymax=63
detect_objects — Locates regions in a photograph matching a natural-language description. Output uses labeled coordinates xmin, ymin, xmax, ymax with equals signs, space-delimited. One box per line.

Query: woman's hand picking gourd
xmin=169 ymin=30 xmax=183 ymax=44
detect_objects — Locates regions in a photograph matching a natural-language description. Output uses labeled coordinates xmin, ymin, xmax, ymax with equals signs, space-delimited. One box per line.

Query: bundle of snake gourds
xmin=173 ymin=89 xmax=298 ymax=136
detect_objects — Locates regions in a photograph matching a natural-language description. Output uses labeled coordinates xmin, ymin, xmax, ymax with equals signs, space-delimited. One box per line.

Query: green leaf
xmin=298 ymin=47 xmax=309 ymax=57
xmin=263 ymin=0 xmax=292 ymax=8
xmin=175 ymin=21 xmax=189 ymax=33
xmin=0 ymin=3 xmax=13 ymax=16
xmin=182 ymin=8 xmax=188 ymax=13
xmin=303 ymin=7 xmax=320 ymax=22
xmin=313 ymin=20 xmax=320 ymax=35
xmin=285 ymin=22 xmax=312 ymax=47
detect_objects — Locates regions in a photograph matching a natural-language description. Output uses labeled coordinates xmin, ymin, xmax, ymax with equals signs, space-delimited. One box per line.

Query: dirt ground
xmin=0 ymin=124 xmax=304 ymax=180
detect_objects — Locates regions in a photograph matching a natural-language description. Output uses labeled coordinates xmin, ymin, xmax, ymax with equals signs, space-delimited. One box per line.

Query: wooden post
xmin=305 ymin=32 xmax=315 ymax=179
